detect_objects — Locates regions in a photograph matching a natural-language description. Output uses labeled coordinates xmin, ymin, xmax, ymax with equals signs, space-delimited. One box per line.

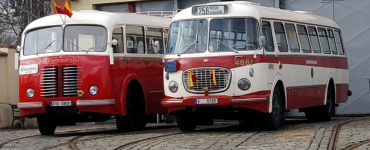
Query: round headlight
xmin=168 ymin=81 xmax=178 ymax=93
xmin=89 ymin=86 xmax=98 ymax=95
xmin=238 ymin=78 xmax=251 ymax=91
xmin=26 ymin=88 xmax=34 ymax=98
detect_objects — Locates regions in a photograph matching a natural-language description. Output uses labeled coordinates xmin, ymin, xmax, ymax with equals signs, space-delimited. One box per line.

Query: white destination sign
xmin=196 ymin=6 xmax=225 ymax=15
xmin=19 ymin=64 xmax=38 ymax=75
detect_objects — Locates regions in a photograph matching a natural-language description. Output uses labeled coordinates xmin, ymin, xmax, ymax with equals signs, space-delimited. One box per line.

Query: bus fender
xmin=118 ymin=73 xmax=146 ymax=116
xmin=269 ymin=74 xmax=286 ymax=113
xmin=324 ymin=73 xmax=336 ymax=105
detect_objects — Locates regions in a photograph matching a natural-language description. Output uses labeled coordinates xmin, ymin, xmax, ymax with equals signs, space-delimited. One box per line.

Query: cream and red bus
xmin=161 ymin=1 xmax=352 ymax=131
xmin=17 ymin=10 xmax=171 ymax=135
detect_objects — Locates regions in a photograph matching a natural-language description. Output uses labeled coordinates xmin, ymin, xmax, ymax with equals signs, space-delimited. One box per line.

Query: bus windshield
xmin=24 ymin=26 xmax=63 ymax=56
xmin=209 ymin=18 xmax=259 ymax=52
xmin=64 ymin=25 xmax=107 ymax=52
xmin=166 ymin=20 xmax=208 ymax=54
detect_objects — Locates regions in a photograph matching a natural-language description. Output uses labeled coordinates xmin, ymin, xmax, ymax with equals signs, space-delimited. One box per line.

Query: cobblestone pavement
xmin=1 ymin=116 xmax=370 ymax=150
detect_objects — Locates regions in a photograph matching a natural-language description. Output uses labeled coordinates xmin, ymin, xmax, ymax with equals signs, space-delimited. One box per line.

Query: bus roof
xmin=173 ymin=1 xmax=339 ymax=29
xmin=24 ymin=10 xmax=172 ymax=32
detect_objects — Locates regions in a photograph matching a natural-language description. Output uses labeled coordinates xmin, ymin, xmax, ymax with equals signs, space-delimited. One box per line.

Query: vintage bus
xmin=161 ymin=1 xmax=352 ymax=131
xmin=16 ymin=10 xmax=171 ymax=135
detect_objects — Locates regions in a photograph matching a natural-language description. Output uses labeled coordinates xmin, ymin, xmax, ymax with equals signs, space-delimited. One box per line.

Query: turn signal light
xmin=77 ymin=90 xmax=84 ymax=98
xmin=279 ymin=61 xmax=283 ymax=69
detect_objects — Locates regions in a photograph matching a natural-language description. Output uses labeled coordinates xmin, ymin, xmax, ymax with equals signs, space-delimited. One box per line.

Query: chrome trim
xmin=150 ymin=90 xmax=164 ymax=93
xmin=76 ymin=99 xmax=116 ymax=105
xmin=40 ymin=67 xmax=57 ymax=97
xmin=182 ymin=67 xmax=232 ymax=94
xmin=17 ymin=102 xmax=43 ymax=108
xmin=161 ymin=100 xmax=183 ymax=104
xmin=231 ymin=98 xmax=266 ymax=102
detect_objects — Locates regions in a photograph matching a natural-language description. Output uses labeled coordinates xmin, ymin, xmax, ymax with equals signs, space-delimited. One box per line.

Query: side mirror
xmin=112 ymin=39 xmax=118 ymax=46
xmin=259 ymin=35 xmax=266 ymax=48
xmin=16 ymin=45 xmax=21 ymax=52
xmin=154 ymin=41 xmax=160 ymax=54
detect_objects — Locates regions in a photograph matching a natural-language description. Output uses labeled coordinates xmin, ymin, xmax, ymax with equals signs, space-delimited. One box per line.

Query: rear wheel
xmin=176 ymin=115 xmax=196 ymax=132
xmin=305 ymin=86 xmax=335 ymax=122
xmin=37 ymin=114 xmax=57 ymax=135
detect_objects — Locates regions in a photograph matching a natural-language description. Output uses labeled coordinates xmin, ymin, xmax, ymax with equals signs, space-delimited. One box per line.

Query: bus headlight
xmin=238 ymin=78 xmax=251 ymax=91
xmin=168 ymin=81 xmax=178 ymax=93
xmin=26 ymin=88 xmax=34 ymax=98
xmin=89 ymin=86 xmax=98 ymax=95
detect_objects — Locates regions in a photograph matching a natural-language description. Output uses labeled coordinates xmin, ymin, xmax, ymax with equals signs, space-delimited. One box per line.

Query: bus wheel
xmin=37 ymin=114 xmax=57 ymax=135
xmin=116 ymin=86 xmax=134 ymax=132
xmin=305 ymin=86 xmax=335 ymax=122
xmin=176 ymin=115 xmax=196 ymax=132
xmin=262 ymin=86 xmax=283 ymax=130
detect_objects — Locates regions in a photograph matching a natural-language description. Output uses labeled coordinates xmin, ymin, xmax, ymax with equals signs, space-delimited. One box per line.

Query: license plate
xmin=50 ymin=101 xmax=72 ymax=107
xmin=164 ymin=61 xmax=177 ymax=72
xmin=195 ymin=98 xmax=218 ymax=104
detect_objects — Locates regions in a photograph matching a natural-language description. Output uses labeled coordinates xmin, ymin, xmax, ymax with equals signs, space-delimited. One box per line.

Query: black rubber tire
xmin=37 ymin=114 xmax=57 ymax=135
xmin=305 ymin=86 xmax=335 ymax=122
xmin=116 ymin=86 xmax=134 ymax=132
xmin=131 ymin=87 xmax=147 ymax=129
xmin=176 ymin=115 xmax=196 ymax=132
xmin=262 ymin=86 xmax=283 ymax=130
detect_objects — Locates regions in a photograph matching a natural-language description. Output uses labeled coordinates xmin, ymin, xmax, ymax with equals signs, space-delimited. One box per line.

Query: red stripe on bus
xmin=165 ymin=54 xmax=348 ymax=70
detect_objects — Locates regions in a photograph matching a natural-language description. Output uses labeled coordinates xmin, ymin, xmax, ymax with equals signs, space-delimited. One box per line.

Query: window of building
xmin=308 ymin=26 xmax=321 ymax=53
xmin=112 ymin=27 xmax=123 ymax=53
xmin=285 ymin=23 xmax=300 ymax=52
xmin=334 ymin=30 xmax=345 ymax=55
xmin=318 ymin=27 xmax=331 ymax=54
xmin=274 ymin=22 xmax=288 ymax=52
xmin=262 ymin=21 xmax=274 ymax=52
xmin=126 ymin=26 xmax=145 ymax=54
xmin=297 ymin=25 xmax=311 ymax=53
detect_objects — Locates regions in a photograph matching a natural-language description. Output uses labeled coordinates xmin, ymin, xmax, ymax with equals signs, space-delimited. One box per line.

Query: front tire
xmin=261 ymin=87 xmax=283 ymax=130
xmin=37 ymin=114 xmax=57 ymax=135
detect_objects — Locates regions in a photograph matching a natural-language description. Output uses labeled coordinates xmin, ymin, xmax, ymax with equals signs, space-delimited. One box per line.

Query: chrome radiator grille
xmin=40 ymin=67 xmax=58 ymax=97
xmin=183 ymin=67 xmax=231 ymax=93
xmin=62 ymin=66 xmax=81 ymax=97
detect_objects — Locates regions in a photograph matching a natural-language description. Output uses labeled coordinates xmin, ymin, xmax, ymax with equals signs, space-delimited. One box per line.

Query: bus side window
xmin=112 ymin=27 xmax=123 ymax=53
xmin=327 ymin=29 xmax=338 ymax=54
xmin=297 ymin=25 xmax=311 ymax=53
xmin=262 ymin=21 xmax=274 ymax=52
xmin=126 ymin=25 xmax=145 ymax=54
xmin=334 ymin=30 xmax=344 ymax=55
xmin=308 ymin=26 xmax=321 ymax=53
xmin=146 ymin=27 xmax=165 ymax=54
xmin=318 ymin=27 xmax=331 ymax=54
xmin=285 ymin=23 xmax=300 ymax=52
xmin=273 ymin=22 xmax=288 ymax=52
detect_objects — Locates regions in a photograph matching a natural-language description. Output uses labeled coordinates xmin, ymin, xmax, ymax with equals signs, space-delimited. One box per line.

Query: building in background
xmin=62 ymin=0 xmax=370 ymax=115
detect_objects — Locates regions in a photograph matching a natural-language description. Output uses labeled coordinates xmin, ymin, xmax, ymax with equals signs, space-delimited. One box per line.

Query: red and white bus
xmin=161 ymin=1 xmax=352 ymax=131
xmin=16 ymin=10 xmax=171 ymax=135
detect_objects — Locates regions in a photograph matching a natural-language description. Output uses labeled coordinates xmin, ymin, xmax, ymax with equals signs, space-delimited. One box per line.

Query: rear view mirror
xmin=112 ymin=39 xmax=118 ymax=46
xmin=16 ymin=45 xmax=21 ymax=52
xmin=259 ymin=35 xmax=266 ymax=48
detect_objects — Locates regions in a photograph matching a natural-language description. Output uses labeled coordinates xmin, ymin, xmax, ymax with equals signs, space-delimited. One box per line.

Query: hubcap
xmin=272 ymin=94 xmax=280 ymax=120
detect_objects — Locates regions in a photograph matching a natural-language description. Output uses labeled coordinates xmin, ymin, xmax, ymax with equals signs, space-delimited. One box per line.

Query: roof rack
xmin=136 ymin=10 xmax=182 ymax=18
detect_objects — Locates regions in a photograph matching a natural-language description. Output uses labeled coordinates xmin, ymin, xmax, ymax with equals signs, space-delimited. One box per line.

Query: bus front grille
xmin=40 ymin=67 xmax=58 ymax=97
xmin=62 ymin=66 xmax=81 ymax=97
xmin=183 ymin=67 xmax=231 ymax=93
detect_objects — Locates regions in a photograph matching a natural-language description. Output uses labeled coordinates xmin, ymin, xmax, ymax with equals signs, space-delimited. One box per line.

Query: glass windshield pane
xmin=209 ymin=18 xmax=259 ymax=52
xmin=24 ymin=26 xmax=62 ymax=56
xmin=166 ymin=20 xmax=208 ymax=54
xmin=64 ymin=25 xmax=107 ymax=52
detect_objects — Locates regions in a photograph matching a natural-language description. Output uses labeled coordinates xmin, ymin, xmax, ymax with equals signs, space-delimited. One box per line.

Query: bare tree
xmin=0 ymin=0 xmax=51 ymax=46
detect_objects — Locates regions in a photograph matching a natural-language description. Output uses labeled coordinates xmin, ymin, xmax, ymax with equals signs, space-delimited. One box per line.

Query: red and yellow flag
xmin=210 ymin=68 xmax=216 ymax=89
xmin=53 ymin=0 xmax=73 ymax=18
xmin=189 ymin=70 xmax=197 ymax=89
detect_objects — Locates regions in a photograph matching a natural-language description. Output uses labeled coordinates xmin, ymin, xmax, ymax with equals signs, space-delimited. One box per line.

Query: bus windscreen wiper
xmin=36 ymin=40 xmax=55 ymax=56
xmin=177 ymin=33 xmax=198 ymax=56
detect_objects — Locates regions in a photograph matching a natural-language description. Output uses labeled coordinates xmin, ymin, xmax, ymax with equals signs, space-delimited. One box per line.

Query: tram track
xmin=0 ymin=135 xmax=38 ymax=149
xmin=327 ymin=118 xmax=365 ymax=150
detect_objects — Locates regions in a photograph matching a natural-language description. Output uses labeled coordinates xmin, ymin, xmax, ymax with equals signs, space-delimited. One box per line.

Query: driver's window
xmin=262 ymin=21 xmax=274 ymax=52
xmin=112 ymin=27 xmax=123 ymax=53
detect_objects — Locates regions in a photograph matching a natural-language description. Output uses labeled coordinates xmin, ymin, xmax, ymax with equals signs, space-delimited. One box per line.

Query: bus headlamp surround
xmin=26 ymin=88 xmax=35 ymax=98
xmin=238 ymin=78 xmax=251 ymax=91
xmin=168 ymin=81 xmax=178 ymax=93
xmin=89 ymin=85 xmax=98 ymax=95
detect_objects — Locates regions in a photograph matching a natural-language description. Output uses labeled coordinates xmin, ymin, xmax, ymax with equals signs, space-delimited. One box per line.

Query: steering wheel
xmin=87 ymin=47 xmax=95 ymax=52
xmin=245 ymin=44 xmax=257 ymax=49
